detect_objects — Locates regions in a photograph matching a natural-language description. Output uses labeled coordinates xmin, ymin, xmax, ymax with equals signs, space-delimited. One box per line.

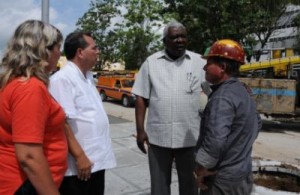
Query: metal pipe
xmin=41 ymin=0 xmax=49 ymax=23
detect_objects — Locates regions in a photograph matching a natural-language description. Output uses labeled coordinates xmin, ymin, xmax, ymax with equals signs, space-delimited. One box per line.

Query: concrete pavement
xmin=105 ymin=115 xmax=299 ymax=195
xmin=105 ymin=117 xmax=180 ymax=195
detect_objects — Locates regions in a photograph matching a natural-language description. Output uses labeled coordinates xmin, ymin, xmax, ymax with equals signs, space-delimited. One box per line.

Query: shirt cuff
xmin=195 ymin=147 xmax=218 ymax=169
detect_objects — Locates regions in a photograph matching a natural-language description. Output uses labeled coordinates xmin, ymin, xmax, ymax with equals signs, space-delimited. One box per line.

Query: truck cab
xmin=96 ymin=75 xmax=135 ymax=107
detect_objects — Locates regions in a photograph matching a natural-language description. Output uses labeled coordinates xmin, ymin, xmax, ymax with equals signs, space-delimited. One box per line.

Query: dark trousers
xmin=200 ymin=174 xmax=253 ymax=195
xmin=59 ymin=170 xmax=105 ymax=195
xmin=14 ymin=180 xmax=37 ymax=195
xmin=148 ymin=144 xmax=198 ymax=195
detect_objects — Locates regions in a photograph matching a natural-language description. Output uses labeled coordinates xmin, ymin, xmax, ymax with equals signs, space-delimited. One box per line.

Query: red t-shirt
xmin=0 ymin=77 xmax=68 ymax=194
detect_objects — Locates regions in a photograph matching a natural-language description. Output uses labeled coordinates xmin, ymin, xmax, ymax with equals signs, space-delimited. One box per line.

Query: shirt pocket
xmin=74 ymin=92 xmax=91 ymax=111
xmin=186 ymin=76 xmax=201 ymax=94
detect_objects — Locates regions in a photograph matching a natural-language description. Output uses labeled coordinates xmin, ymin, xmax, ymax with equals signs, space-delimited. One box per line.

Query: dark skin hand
xmin=135 ymin=96 xmax=149 ymax=154
xmin=136 ymin=130 xmax=149 ymax=154
xmin=194 ymin=164 xmax=217 ymax=190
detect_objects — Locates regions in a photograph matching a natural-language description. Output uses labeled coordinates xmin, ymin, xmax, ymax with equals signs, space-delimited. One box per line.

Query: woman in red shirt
xmin=0 ymin=20 xmax=68 ymax=195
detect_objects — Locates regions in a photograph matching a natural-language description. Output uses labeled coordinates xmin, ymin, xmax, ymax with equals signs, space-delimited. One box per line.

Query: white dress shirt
xmin=132 ymin=50 xmax=206 ymax=148
xmin=49 ymin=61 xmax=116 ymax=176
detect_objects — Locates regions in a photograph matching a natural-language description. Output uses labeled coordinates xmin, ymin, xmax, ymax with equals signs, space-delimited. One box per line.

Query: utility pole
xmin=41 ymin=0 xmax=49 ymax=23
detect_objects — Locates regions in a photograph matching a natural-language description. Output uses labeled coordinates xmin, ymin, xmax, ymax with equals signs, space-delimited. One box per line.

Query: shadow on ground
xmin=108 ymin=114 xmax=131 ymax=124
xmin=262 ymin=120 xmax=300 ymax=133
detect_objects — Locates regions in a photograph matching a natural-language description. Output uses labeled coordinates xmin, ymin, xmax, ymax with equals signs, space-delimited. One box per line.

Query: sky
xmin=0 ymin=0 xmax=95 ymax=58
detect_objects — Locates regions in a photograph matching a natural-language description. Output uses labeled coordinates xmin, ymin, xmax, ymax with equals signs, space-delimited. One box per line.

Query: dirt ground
xmin=254 ymin=172 xmax=300 ymax=192
xmin=252 ymin=121 xmax=300 ymax=192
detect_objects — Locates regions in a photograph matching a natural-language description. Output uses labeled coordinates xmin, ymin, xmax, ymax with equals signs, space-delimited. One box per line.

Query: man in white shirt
xmin=49 ymin=31 xmax=116 ymax=195
xmin=132 ymin=21 xmax=206 ymax=195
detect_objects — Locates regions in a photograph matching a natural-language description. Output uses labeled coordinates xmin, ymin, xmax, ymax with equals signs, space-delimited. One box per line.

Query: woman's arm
xmin=64 ymin=123 xmax=93 ymax=181
xmin=15 ymin=143 xmax=59 ymax=195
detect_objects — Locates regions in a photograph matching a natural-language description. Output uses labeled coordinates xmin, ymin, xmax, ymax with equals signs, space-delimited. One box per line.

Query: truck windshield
xmin=122 ymin=79 xmax=134 ymax=87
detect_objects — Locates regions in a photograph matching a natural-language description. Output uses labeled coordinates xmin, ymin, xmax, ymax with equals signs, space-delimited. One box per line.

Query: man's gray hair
xmin=163 ymin=21 xmax=186 ymax=38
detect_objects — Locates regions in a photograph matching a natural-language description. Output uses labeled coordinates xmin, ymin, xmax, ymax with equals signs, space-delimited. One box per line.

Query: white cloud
xmin=0 ymin=0 xmax=87 ymax=59
xmin=0 ymin=1 xmax=40 ymax=56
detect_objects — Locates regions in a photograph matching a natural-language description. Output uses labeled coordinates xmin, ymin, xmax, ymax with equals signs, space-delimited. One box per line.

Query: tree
xmin=113 ymin=0 xmax=166 ymax=69
xmin=76 ymin=0 xmax=167 ymax=70
xmin=246 ymin=1 xmax=292 ymax=60
xmin=163 ymin=0 xmax=300 ymax=61
xmin=77 ymin=0 xmax=300 ymax=68
xmin=76 ymin=0 xmax=121 ymax=70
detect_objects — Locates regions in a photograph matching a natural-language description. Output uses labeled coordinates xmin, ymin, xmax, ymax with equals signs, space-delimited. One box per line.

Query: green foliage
xmin=76 ymin=0 xmax=300 ymax=69
xmin=114 ymin=0 xmax=166 ymax=70
xmin=163 ymin=0 xmax=300 ymax=60
xmin=76 ymin=0 xmax=166 ymax=70
xmin=76 ymin=0 xmax=121 ymax=70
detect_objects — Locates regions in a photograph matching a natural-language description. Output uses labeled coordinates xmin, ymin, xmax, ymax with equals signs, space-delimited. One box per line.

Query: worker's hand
xmin=75 ymin=153 xmax=94 ymax=181
xmin=136 ymin=130 xmax=149 ymax=154
xmin=194 ymin=165 xmax=217 ymax=190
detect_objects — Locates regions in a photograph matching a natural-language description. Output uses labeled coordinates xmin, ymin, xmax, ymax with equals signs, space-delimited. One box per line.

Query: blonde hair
xmin=0 ymin=20 xmax=63 ymax=88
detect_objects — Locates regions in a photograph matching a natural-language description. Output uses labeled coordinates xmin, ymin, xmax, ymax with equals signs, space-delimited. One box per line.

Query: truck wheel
xmin=100 ymin=91 xmax=107 ymax=101
xmin=122 ymin=96 xmax=130 ymax=107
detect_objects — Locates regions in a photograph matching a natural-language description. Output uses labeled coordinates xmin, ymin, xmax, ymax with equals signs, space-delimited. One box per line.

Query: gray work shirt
xmin=132 ymin=50 xmax=206 ymax=148
xmin=195 ymin=77 xmax=261 ymax=181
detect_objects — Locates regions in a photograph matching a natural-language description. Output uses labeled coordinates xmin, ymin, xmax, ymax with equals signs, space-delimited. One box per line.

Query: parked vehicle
xmin=239 ymin=56 xmax=300 ymax=120
xmin=96 ymin=74 xmax=135 ymax=107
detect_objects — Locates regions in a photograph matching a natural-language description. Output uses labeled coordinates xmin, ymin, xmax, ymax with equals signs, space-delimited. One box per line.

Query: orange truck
xmin=96 ymin=75 xmax=136 ymax=107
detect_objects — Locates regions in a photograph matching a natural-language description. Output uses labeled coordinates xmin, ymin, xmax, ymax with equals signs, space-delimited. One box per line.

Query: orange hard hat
xmin=203 ymin=39 xmax=245 ymax=64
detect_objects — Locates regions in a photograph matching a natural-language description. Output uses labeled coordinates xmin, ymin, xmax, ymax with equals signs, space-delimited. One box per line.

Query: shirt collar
xmin=67 ymin=61 xmax=93 ymax=81
xmin=157 ymin=50 xmax=191 ymax=61
xmin=210 ymin=77 xmax=238 ymax=95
